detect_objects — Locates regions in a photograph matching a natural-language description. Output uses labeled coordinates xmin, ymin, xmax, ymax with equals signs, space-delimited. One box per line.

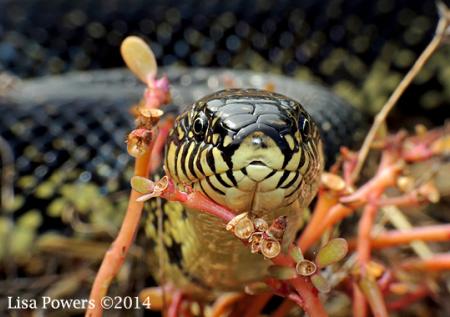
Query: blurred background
xmin=1 ymin=0 xmax=449 ymax=120
xmin=0 ymin=0 xmax=449 ymax=316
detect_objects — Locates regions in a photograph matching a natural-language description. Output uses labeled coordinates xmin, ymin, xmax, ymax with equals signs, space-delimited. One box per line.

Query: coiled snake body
xmin=1 ymin=68 xmax=366 ymax=297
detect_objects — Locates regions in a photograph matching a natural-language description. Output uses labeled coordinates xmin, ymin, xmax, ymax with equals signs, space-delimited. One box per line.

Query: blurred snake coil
xmin=0 ymin=0 xmax=449 ymax=312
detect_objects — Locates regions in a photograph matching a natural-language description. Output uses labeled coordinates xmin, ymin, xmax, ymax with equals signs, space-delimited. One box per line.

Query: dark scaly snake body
xmin=1 ymin=68 xmax=366 ymax=298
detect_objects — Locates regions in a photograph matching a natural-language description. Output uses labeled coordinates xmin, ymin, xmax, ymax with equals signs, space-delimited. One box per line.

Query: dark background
xmin=0 ymin=0 xmax=449 ymax=125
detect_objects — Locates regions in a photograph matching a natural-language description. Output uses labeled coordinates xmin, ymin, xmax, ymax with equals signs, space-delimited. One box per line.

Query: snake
xmin=1 ymin=0 xmax=447 ymax=309
xmin=1 ymin=67 xmax=366 ymax=301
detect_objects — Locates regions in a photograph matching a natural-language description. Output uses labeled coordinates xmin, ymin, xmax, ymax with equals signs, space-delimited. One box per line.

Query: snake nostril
xmin=252 ymin=136 xmax=268 ymax=149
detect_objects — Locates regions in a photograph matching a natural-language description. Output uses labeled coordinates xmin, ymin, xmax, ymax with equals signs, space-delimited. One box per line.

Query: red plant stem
xmin=266 ymin=251 xmax=328 ymax=317
xmin=243 ymin=293 xmax=273 ymax=317
xmin=387 ymin=286 xmax=429 ymax=311
xmin=377 ymin=193 xmax=423 ymax=207
xmin=289 ymin=278 xmax=328 ymax=317
xmin=357 ymin=200 xmax=381 ymax=269
xmin=377 ymin=271 xmax=393 ymax=293
xmin=400 ymin=253 xmax=450 ymax=271
xmin=352 ymin=283 xmax=367 ymax=317
xmin=340 ymin=158 xmax=401 ymax=205
xmin=271 ymin=299 xmax=295 ymax=317
xmin=86 ymin=146 xmax=153 ymax=317
xmin=354 ymin=152 xmax=396 ymax=317
xmin=299 ymin=203 xmax=353 ymax=252
xmin=149 ymin=117 xmax=174 ymax=174
xmin=210 ymin=293 xmax=245 ymax=317
xmin=167 ymin=291 xmax=183 ymax=317
xmin=348 ymin=224 xmax=450 ymax=250
xmin=359 ymin=277 xmax=389 ymax=317
xmin=297 ymin=190 xmax=338 ymax=250
xmin=299 ymin=152 xmax=400 ymax=253
xmin=161 ymin=186 xmax=235 ymax=223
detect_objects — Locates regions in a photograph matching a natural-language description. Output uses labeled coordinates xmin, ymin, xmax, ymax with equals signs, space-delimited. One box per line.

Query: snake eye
xmin=298 ymin=116 xmax=311 ymax=140
xmin=193 ymin=114 xmax=208 ymax=137
xmin=300 ymin=117 xmax=310 ymax=137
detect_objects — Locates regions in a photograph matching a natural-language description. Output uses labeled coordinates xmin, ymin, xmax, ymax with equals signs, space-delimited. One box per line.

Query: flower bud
xmin=261 ymin=238 xmax=281 ymax=259
xmin=296 ymin=260 xmax=317 ymax=276
xmin=226 ymin=213 xmax=254 ymax=240
xmin=127 ymin=129 xmax=152 ymax=157
xmin=253 ymin=218 xmax=268 ymax=232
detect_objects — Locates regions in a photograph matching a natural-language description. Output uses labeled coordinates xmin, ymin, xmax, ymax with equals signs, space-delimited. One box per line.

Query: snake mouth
xmin=248 ymin=160 xmax=266 ymax=166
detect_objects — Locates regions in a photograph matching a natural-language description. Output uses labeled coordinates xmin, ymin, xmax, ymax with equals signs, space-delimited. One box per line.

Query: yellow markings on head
xmin=198 ymin=179 xmax=225 ymax=205
xmin=177 ymin=126 xmax=185 ymax=140
xmin=223 ymin=135 xmax=232 ymax=147
xmin=192 ymin=145 xmax=204 ymax=178
xmin=231 ymin=132 xmax=284 ymax=170
xmin=284 ymin=135 xmax=296 ymax=151
xmin=300 ymin=150 xmax=310 ymax=174
xmin=199 ymin=148 xmax=215 ymax=176
xmin=252 ymin=188 xmax=286 ymax=211
xmin=207 ymin=175 xmax=230 ymax=195
xmin=211 ymin=116 xmax=220 ymax=128
xmin=212 ymin=148 xmax=229 ymax=173
xmin=166 ymin=142 xmax=177 ymax=179
xmin=188 ymin=131 xmax=194 ymax=138
xmin=183 ymin=142 xmax=197 ymax=181
xmin=234 ymin=175 xmax=256 ymax=191
xmin=280 ymin=172 xmax=296 ymax=188
xmin=259 ymin=171 xmax=284 ymax=192
xmin=285 ymin=148 xmax=302 ymax=171
xmin=225 ymin=188 xmax=252 ymax=212
xmin=212 ymin=133 xmax=220 ymax=145
xmin=176 ymin=143 xmax=189 ymax=182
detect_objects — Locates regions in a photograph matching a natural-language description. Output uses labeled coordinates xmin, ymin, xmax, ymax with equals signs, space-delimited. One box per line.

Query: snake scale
xmin=0 ymin=0 xmax=448 ymax=309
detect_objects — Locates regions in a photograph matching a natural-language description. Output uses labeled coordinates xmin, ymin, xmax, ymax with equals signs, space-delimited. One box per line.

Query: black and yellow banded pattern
xmin=151 ymin=89 xmax=323 ymax=296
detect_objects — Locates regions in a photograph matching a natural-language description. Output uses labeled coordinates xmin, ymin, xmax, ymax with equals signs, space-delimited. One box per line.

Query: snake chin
xmin=192 ymin=166 xmax=305 ymax=214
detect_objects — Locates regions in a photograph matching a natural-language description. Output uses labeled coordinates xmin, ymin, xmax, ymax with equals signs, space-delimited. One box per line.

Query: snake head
xmin=165 ymin=88 xmax=323 ymax=216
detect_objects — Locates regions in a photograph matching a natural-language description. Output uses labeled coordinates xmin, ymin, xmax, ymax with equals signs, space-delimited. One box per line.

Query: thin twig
xmin=350 ymin=8 xmax=450 ymax=182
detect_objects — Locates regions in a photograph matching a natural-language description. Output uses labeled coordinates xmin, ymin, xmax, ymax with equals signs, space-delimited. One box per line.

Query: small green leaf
xmin=268 ymin=265 xmax=297 ymax=280
xmin=311 ymin=274 xmax=331 ymax=293
xmin=130 ymin=176 xmax=155 ymax=194
xmin=244 ymin=282 xmax=272 ymax=295
xmin=315 ymin=238 xmax=348 ymax=268
xmin=290 ymin=246 xmax=304 ymax=263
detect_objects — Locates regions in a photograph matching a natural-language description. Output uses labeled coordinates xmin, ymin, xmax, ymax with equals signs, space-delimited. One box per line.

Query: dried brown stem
xmin=350 ymin=9 xmax=450 ymax=182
